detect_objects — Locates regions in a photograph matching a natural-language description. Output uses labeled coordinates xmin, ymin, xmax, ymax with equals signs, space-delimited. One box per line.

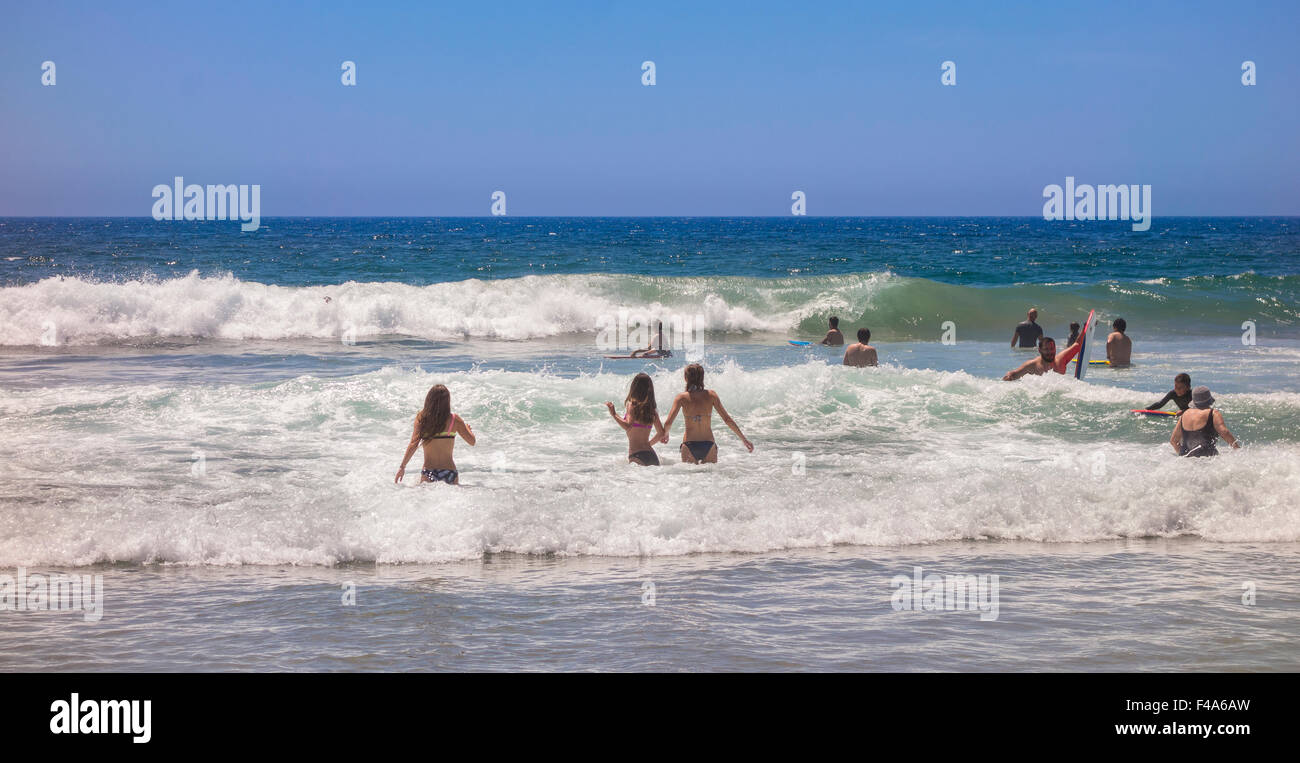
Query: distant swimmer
xmin=395 ymin=384 xmax=476 ymax=484
xmin=1011 ymin=308 xmax=1044 ymax=348
xmin=843 ymin=327 xmax=878 ymax=367
xmin=1002 ymin=335 xmax=1083 ymax=380
xmin=1148 ymin=373 xmax=1192 ymax=412
xmin=662 ymin=363 xmax=754 ymax=463
xmin=1066 ymin=321 xmax=1081 ymax=348
xmin=605 ymin=372 xmax=668 ymax=466
xmin=820 ymin=316 xmax=845 ymax=346
xmin=1106 ymin=317 xmax=1132 ymax=366
xmin=630 ymin=321 xmax=672 ymax=358
xmin=1170 ymin=386 xmax=1240 ymax=457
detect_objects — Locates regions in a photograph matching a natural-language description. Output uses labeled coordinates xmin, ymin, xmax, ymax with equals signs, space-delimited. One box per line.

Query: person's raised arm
xmin=1212 ymin=410 xmax=1241 ymax=449
xmin=1170 ymin=419 xmax=1184 ymax=455
xmin=711 ymin=392 xmax=753 ymax=452
xmin=396 ymin=414 xmax=422 ymax=483
xmin=455 ymin=413 xmax=476 ymax=446
xmin=605 ymin=402 xmax=631 ymax=431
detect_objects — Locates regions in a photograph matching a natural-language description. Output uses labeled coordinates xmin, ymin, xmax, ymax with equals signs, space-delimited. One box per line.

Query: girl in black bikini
xmin=395 ymin=384 xmax=476 ymax=484
xmin=662 ymin=364 xmax=753 ymax=463
xmin=605 ymin=373 xmax=667 ymax=465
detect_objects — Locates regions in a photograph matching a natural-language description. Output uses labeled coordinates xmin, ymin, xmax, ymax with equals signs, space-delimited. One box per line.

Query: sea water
xmin=1 ymin=217 xmax=1297 ymax=671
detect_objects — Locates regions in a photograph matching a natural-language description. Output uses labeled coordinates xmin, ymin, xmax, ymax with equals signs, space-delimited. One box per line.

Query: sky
xmin=2 ymin=0 xmax=1297 ymax=216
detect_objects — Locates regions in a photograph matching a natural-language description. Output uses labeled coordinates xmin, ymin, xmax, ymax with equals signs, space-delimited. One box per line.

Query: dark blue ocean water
xmin=2 ymin=216 xmax=1297 ymax=287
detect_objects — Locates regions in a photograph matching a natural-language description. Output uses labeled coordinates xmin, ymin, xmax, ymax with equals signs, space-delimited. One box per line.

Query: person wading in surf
xmin=843 ymin=327 xmax=878 ymax=367
xmin=1002 ymin=335 xmax=1083 ymax=380
xmin=820 ymin=316 xmax=845 ymax=346
xmin=1011 ymin=308 xmax=1044 ymax=349
xmin=395 ymin=384 xmax=476 ymax=485
xmin=661 ymin=363 xmax=753 ymax=463
xmin=1170 ymin=386 xmax=1240 ymax=457
xmin=605 ymin=372 xmax=668 ymax=465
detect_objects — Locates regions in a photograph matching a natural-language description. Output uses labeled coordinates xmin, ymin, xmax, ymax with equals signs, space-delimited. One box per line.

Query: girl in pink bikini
xmin=605 ymin=373 xmax=668 ymax=465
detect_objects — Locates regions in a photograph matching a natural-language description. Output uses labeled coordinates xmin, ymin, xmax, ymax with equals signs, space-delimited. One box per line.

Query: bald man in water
xmin=1011 ymin=308 xmax=1043 ymax=349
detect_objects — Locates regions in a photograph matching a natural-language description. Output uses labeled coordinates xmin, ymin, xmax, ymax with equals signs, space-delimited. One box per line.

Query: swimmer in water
xmin=843 ymin=327 xmax=878 ymax=367
xmin=661 ymin=363 xmax=754 ymax=463
xmin=630 ymin=321 xmax=672 ymax=359
xmin=1170 ymin=386 xmax=1240 ymax=457
xmin=1147 ymin=372 xmax=1192 ymax=413
xmin=1106 ymin=317 xmax=1132 ymax=366
xmin=395 ymin=384 xmax=476 ymax=485
xmin=1001 ymin=335 xmax=1083 ymax=380
xmin=1011 ymin=308 xmax=1044 ymax=348
xmin=820 ymin=316 xmax=845 ymax=346
xmin=1066 ymin=321 xmax=1081 ymax=348
xmin=605 ymin=372 xmax=667 ymax=465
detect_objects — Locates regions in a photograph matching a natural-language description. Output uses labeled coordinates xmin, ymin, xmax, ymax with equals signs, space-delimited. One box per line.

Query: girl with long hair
xmin=661 ymin=364 xmax=753 ymax=463
xmin=395 ymin=384 xmax=476 ymax=485
xmin=605 ymin=372 xmax=668 ymax=465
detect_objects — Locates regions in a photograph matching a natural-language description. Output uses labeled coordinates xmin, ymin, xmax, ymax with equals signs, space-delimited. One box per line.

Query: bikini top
xmin=623 ymin=412 xmax=652 ymax=429
xmin=428 ymin=413 xmax=458 ymax=439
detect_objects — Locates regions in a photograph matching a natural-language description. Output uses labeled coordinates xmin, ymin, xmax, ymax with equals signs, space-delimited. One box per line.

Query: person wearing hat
xmin=1170 ymin=386 xmax=1240 ymax=457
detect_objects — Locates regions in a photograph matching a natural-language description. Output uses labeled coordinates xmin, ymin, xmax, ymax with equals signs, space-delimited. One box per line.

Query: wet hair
xmin=1175 ymin=372 xmax=1191 ymax=386
xmin=828 ymin=316 xmax=839 ymax=329
xmin=1113 ymin=317 xmax=1127 ymax=333
xmin=1067 ymin=321 xmax=1080 ymax=345
xmin=857 ymin=327 xmax=870 ymax=343
xmin=1039 ymin=336 xmax=1056 ymax=355
xmin=417 ymin=384 xmax=452 ymax=443
xmin=624 ymin=373 xmax=658 ymax=425
xmin=684 ymin=363 xmax=705 ymax=392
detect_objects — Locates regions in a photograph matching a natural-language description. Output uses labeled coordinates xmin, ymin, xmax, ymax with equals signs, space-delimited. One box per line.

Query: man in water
xmin=1148 ymin=373 xmax=1192 ymax=412
xmin=843 ymin=328 xmax=878 ymax=367
xmin=1106 ymin=317 xmax=1132 ymax=365
xmin=1011 ymin=308 xmax=1043 ymax=348
xmin=1002 ymin=336 xmax=1082 ymax=380
xmin=820 ymin=316 xmax=845 ymax=346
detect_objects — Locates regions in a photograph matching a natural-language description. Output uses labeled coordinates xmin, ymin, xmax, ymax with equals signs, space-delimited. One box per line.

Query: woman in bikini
xmin=661 ymin=363 xmax=753 ymax=464
xmin=605 ymin=372 xmax=667 ymax=465
xmin=395 ymin=384 xmax=476 ymax=484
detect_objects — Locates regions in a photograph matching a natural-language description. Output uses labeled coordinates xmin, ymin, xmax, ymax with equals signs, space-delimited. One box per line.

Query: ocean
xmin=2 ymin=216 xmax=1298 ymax=671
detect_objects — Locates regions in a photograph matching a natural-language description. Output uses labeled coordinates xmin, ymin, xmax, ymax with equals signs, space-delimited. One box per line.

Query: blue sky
xmin=2 ymin=0 xmax=1297 ymax=215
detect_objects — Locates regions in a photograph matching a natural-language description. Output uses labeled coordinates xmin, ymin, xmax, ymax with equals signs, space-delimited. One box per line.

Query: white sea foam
xmin=3 ymin=271 xmax=1297 ymax=346
xmin=2 ymin=361 xmax=1297 ymax=567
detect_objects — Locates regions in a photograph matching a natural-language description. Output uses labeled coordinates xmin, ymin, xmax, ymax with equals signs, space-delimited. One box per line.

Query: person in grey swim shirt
xmin=1011 ymin=308 xmax=1043 ymax=348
